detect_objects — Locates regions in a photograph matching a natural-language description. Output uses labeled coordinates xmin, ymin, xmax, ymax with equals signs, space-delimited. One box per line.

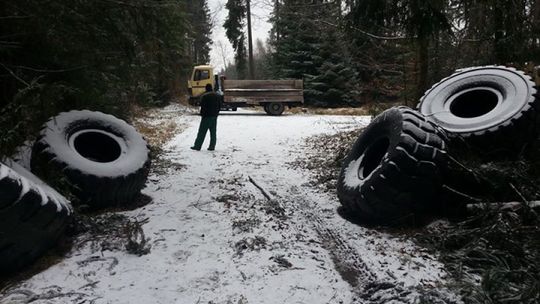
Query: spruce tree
xmin=188 ymin=0 xmax=212 ymax=65
xmin=271 ymin=0 xmax=358 ymax=106
xmin=224 ymin=0 xmax=248 ymax=79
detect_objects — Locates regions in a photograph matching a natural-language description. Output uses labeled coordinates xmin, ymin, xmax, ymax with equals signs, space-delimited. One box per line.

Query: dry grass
xmin=288 ymin=102 xmax=401 ymax=116
xmin=291 ymin=128 xmax=363 ymax=194
xmin=130 ymin=104 xmax=187 ymax=149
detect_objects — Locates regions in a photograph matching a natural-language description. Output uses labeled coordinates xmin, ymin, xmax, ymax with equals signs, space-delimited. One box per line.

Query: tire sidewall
xmin=36 ymin=111 xmax=149 ymax=179
xmin=337 ymin=109 xmax=402 ymax=204
xmin=419 ymin=66 xmax=536 ymax=134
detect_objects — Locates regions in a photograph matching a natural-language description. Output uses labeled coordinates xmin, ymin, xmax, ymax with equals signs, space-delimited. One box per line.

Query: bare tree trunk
xmin=416 ymin=36 xmax=429 ymax=100
xmin=246 ymin=0 xmax=255 ymax=79
xmin=275 ymin=0 xmax=280 ymax=42
xmin=532 ymin=0 xmax=540 ymax=56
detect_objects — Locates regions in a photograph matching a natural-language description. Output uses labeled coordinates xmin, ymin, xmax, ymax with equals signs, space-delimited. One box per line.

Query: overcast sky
xmin=207 ymin=0 xmax=273 ymax=72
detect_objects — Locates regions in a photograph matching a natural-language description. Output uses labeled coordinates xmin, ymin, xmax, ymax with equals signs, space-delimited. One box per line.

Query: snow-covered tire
xmin=31 ymin=110 xmax=151 ymax=208
xmin=337 ymin=107 xmax=448 ymax=225
xmin=266 ymin=103 xmax=285 ymax=116
xmin=418 ymin=66 xmax=539 ymax=154
xmin=0 ymin=159 xmax=72 ymax=273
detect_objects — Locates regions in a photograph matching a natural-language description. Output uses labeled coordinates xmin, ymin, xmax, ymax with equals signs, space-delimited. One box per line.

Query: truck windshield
xmin=194 ymin=69 xmax=210 ymax=81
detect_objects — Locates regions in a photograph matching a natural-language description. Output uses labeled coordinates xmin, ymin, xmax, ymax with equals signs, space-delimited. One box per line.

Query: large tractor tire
xmin=337 ymin=107 xmax=449 ymax=225
xmin=0 ymin=159 xmax=72 ymax=273
xmin=31 ymin=110 xmax=151 ymax=208
xmin=417 ymin=66 xmax=539 ymax=155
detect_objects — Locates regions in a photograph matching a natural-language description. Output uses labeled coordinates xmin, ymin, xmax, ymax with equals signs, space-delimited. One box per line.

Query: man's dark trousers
xmin=193 ymin=116 xmax=217 ymax=150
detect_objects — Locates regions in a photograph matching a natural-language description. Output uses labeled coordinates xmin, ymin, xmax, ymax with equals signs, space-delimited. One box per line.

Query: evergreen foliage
xmin=188 ymin=0 xmax=213 ymax=65
xmin=270 ymin=0 xmax=359 ymax=106
xmin=0 ymin=0 xmax=212 ymax=156
xmin=254 ymin=0 xmax=540 ymax=106
xmin=224 ymin=0 xmax=248 ymax=79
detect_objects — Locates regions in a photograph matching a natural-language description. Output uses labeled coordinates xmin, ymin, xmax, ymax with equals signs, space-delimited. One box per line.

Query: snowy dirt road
xmin=1 ymin=107 xmax=460 ymax=304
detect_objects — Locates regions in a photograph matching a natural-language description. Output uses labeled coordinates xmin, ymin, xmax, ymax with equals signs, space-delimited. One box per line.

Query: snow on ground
xmin=1 ymin=107 xmax=460 ymax=304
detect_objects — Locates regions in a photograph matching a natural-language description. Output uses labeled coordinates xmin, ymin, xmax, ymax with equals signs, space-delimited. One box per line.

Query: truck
xmin=187 ymin=65 xmax=304 ymax=116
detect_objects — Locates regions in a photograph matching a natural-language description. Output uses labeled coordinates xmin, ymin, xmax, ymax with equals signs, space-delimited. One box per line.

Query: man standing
xmin=191 ymin=83 xmax=220 ymax=151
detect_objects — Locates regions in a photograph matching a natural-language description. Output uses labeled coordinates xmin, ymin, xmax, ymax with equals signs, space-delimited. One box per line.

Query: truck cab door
xmin=189 ymin=68 xmax=213 ymax=98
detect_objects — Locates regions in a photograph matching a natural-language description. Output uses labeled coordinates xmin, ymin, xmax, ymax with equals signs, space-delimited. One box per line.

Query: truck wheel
xmin=31 ymin=110 xmax=151 ymax=208
xmin=188 ymin=96 xmax=200 ymax=106
xmin=418 ymin=66 xmax=539 ymax=155
xmin=266 ymin=103 xmax=285 ymax=116
xmin=0 ymin=159 xmax=72 ymax=273
xmin=336 ymin=107 xmax=448 ymax=226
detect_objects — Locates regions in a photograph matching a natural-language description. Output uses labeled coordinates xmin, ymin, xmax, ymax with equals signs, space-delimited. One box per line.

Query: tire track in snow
xmin=279 ymin=180 xmax=462 ymax=304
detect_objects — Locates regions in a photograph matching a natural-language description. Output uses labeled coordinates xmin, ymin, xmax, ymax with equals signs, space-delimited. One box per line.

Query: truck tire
xmin=188 ymin=96 xmax=200 ymax=106
xmin=418 ymin=66 xmax=539 ymax=154
xmin=31 ymin=110 xmax=151 ymax=208
xmin=336 ymin=107 xmax=448 ymax=225
xmin=266 ymin=103 xmax=285 ymax=116
xmin=0 ymin=159 xmax=72 ymax=273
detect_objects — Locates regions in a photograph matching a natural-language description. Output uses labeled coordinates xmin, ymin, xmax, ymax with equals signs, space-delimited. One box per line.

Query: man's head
xmin=205 ymin=84 xmax=213 ymax=92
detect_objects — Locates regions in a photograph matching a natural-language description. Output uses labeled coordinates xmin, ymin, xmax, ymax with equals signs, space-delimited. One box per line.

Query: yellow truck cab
xmin=187 ymin=65 xmax=304 ymax=116
xmin=187 ymin=65 xmax=215 ymax=101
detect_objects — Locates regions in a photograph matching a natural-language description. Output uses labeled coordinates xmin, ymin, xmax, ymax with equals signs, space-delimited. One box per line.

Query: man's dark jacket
xmin=200 ymin=92 xmax=221 ymax=117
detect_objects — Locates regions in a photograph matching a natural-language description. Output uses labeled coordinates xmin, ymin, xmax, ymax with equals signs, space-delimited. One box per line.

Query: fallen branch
xmin=188 ymin=196 xmax=219 ymax=214
xmin=467 ymin=201 xmax=540 ymax=213
xmin=0 ymin=289 xmax=88 ymax=303
xmin=248 ymin=176 xmax=273 ymax=201
xmin=442 ymin=184 xmax=482 ymax=203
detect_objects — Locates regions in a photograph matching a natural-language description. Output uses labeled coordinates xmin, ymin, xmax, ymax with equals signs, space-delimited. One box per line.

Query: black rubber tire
xmin=263 ymin=104 xmax=270 ymax=114
xmin=266 ymin=103 xmax=285 ymax=116
xmin=31 ymin=110 xmax=151 ymax=208
xmin=418 ymin=66 xmax=540 ymax=154
xmin=0 ymin=159 xmax=72 ymax=273
xmin=336 ymin=107 xmax=449 ymax=225
xmin=188 ymin=96 xmax=200 ymax=106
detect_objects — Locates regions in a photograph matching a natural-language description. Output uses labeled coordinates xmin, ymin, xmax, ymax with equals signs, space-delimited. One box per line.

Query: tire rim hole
xmin=449 ymin=88 xmax=500 ymax=118
xmin=358 ymin=137 xmax=389 ymax=179
xmin=73 ymin=131 xmax=122 ymax=163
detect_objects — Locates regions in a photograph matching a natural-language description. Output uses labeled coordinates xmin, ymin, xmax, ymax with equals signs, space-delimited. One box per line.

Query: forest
xmin=1 ymin=2 xmax=540 ymax=302
xmin=226 ymin=0 xmax=540 ymax=106
xmin=0 ymin=0 xmax=212 ymax=156
xmin=1 ymin=0 xmax=540 ymax=154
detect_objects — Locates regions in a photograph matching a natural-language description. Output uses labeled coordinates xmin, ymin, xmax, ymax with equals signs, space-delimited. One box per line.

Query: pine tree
xmin=306 ymin=27 xmax=360 ymax=106
xmin=271 ymin=0 xmax=320 ymax=80
xmin=188 ymin=0 xmax=212 ymax=65
xmin=224 ymin=0 xmax=248 ymax=79
xmin=271 ymin=0 xmax=359 ymax=106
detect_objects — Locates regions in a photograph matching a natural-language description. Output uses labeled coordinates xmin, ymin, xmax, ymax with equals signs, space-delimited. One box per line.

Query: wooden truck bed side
xmin=222 ymin=80 xmax=304 ymax=105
